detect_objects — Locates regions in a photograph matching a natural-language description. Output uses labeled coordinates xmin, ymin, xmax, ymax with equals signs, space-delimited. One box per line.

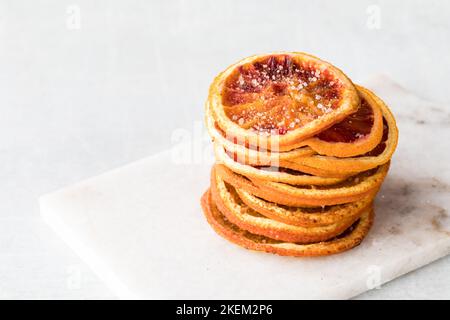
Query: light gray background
xmin=0 ymin=0 xmax=449 ymax=299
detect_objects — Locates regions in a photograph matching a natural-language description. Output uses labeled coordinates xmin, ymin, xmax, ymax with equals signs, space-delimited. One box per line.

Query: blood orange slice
xmin=297 ymin=88 xmax=384 ymax=157
xmin=290 ymin=86 xmax=398 ymax=175
xmin=204 ymin=102 xmax=315 ymax=166
xmin=208 ymin=52 xmax=360 ymax=151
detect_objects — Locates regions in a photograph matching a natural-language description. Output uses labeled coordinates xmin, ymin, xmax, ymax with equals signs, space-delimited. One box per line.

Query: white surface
xmin=1 ymin=0 xmax=450 ymax=299
xmin=40 ymin=76 xmax=450 ymax=299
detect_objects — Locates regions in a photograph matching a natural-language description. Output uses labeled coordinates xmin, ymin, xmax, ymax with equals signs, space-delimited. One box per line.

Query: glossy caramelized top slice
xmin=208 ymin=52 xmax=360 ymax=151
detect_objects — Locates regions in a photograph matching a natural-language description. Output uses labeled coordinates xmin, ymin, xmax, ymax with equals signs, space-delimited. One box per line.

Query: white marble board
xmin=39 ymin=76 xmax=450 ymax=299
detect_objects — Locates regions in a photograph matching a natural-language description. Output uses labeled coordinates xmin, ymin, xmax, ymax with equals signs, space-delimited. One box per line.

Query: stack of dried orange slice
xmin=201 ymin=52 xmax=398 ymax=257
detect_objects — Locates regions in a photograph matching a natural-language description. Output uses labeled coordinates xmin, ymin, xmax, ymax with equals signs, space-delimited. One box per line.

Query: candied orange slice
xmin=208 ymin=52 xmax=360 ymax=151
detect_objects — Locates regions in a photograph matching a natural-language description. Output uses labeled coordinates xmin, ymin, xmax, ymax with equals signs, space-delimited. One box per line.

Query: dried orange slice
xmin=208 ymin=113 xmax=348 ymax=177
xmin=201 ymin=190 xmax=374 ymax=257
xmin=249 ymin=165 xmax=387 ymax=207
xmin=236 ymin=187 xmax=374 ymax=227
xmin=290 ymin=86 xmax=398 ymax=175
xmin=208 ymin=52 xmax=360 ymax=151
xmin=215 ymin=163 xmax=388 ymax=207
xmin=205 ymin=102 xmax=315 ymax=166
xmin=206 ymin=86 xmax=383 ymax=166
xmin=296 ymin=87 xmax=384 ymax=157
xmin=214 ymin=142 xmax=346 ymax=186
xmin=211 ymin=172 xmax=364 ymax=243
xmin=277 ymin=160 xmax=351 ymax=178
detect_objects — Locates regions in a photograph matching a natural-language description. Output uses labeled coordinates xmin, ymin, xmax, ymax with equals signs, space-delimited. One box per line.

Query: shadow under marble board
xmin=40 ymin=75 xmax=450 ymax=299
